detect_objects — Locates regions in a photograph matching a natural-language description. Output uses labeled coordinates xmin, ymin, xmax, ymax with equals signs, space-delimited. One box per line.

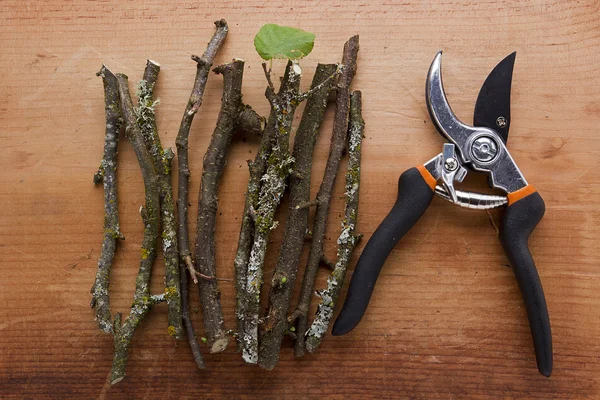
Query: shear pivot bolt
xmin=471 ymin=136 xmax=499 ymax=163
xmin=496 ymin=116 xmax=507 ymax=128
xmin=444 ymin=157 xmax=458 ymax=171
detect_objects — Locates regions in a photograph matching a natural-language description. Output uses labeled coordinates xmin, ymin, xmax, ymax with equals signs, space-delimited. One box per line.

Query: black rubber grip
xmin=332 ymin=168 xmax=434 ymax=336
xmin=500 ymin=191 xmax=552 ymax=377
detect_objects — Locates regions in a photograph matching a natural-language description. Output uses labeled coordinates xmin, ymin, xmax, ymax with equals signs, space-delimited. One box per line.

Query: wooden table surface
xmin=1 ymin=1 xmax=599 ymax=398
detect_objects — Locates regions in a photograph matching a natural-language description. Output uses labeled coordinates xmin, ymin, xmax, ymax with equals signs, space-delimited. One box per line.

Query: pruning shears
xmin=332 ymin=52 xmax=552 ymax=377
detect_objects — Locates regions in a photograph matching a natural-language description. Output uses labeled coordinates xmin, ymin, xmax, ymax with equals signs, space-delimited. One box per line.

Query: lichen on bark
xmin=292 ymin=35 xmax=359 ymax=357
xmin=136 ymin=60 xmax=183 ymax=340
xmin=234 ymin=61 xmax=298 ymax=353
xmin=258 ymin=63 xmax=338 ymax=370
xmin=90 ymin=65 xmax=124 ymax=334
xmin=240 ymin=61 xmax=302 ymax=364
xmin=305 ymin=90 xmax=364 ymax=353
xmin=110 ymin=73 xmax=164 ymax=385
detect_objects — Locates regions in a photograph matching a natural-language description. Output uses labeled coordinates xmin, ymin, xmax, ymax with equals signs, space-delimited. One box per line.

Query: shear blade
xmin=473 ymin=52 xmax=516 ymax=144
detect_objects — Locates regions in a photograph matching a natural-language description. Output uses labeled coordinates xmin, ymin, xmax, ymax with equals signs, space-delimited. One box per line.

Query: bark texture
xmin=306 ymin=90 xmax=364 ymax=353
xmin=175 ymin=19 xmax=228 ymax=364
xmin=240 ymin=61 xmax=302 ymax=364
xmin=233 ymin=61 xmax=296 ymax=352
xmin=179 ymin=256 xmax=205 ymax=369
xmin=90 ymin=65 xmax=124 ymax=334
xmin=293 ymin=35 xmax=360 ymax=357
xmin=176 ymin=19 xmax=228 ymax=281
xmin=137 ymin=60 xmax=183 ymax=339
xmin=110 ymin=73 xmax=163 ymax=385
xmin=258 ymin=63 xmax=338 ymax=370
xmin=193 ymin=59 xmax=262 ymax=353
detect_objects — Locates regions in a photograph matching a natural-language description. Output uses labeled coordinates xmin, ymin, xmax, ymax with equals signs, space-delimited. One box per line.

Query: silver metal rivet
xmin=496 ymin=116 xmax=507 ymax=128
xmin=444 ymin=157 xmax=458 ymax=171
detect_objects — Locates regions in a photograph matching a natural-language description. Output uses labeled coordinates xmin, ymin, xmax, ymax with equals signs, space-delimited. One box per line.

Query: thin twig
xmin=293 ymin=35 xmax=359 ymax=357
xmin=306 ymin=90 xmax=364 ymax=353
xmin=258 ymin=64 xmax=338 ymax=370
xmin=90 ymin=65 xmax=124 ymax=334
xmin=176 ymin=19 xmax=228 ymax=278
xmin=296 ymin=64 xmax=342 ymax=102
xmin=137 ymin=60 xmax=183 ymax=339
xmin=241 ymin=60 xmax=302 ymax=364
xmin=110 ymin=73 xmax=163 ymax=385
xmin=295 ymin=198 xmax=320 ymax=210
xmin=175 ymin=19 xmax=228 ymax=363
xmin=320 ymin=256 xmax=336 ymax=271
xmin=194 ymin=59 xmax=262 ymax=354
xmin=195 ymin=271 xmax=234 ymax=282
xmin=262 ymin=62 xmax=275 ymax=93
xmin=179 ymin=259 xmax=205 ymax=369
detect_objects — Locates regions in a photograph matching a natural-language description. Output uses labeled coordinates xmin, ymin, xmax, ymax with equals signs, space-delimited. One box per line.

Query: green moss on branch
xmin=110 ymin=73 xmax=163 ymax=385
xmin=241 ymin=61 xmax=302 ymax=364
xmin=137 ymin=60 xmax=183 ymax=340
xmin=233 ymin=61 xmax=297 ymax=352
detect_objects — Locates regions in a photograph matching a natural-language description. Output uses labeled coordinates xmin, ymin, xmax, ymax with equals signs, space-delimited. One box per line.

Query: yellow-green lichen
xmin=164 ymin=286 xmax=177 ymax=300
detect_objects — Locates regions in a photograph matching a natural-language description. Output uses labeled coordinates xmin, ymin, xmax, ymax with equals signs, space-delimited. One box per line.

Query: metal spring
xmin=434 ymin=185 xmax=507 ymax=210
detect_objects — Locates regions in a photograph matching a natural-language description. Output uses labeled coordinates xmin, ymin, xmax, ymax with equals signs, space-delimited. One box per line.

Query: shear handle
xmin=332 ymin=167 xmax=435 ymax=336
xmin=500 ymin=187 xmax=552 ymax=377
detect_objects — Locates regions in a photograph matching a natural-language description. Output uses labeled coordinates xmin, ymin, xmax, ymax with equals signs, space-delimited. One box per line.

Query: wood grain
xmin=1 ymin=0 xmax=599 ymax=398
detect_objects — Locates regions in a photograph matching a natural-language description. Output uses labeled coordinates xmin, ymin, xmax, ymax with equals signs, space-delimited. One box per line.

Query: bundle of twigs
xmin=90 ymin=21 xmax=364 ymax=383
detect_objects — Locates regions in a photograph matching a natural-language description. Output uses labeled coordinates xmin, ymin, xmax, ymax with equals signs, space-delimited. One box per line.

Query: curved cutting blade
xmin=473 ymin=52 xmax=516 ymax=143
xmin=426 ymin=51 xmax=479 ymax=163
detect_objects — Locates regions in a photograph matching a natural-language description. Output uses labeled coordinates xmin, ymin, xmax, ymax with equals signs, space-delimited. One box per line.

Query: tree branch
xmin=241 ymin=61 xmax=302 ymax=364
xmin=176 ymin=19 xmax=228 ymax=279
xmin=262 ymin=61 xmax=275 ymax=93
xmin=137 ymin=60 xmax=183 ymax=339
xmin=320 ymin=256 xmax=336 ymax=271
xmin=293 ymin=35 xmax=359 ymax=357
xmin=233 ymin=61 xmax=297 ymax=352
xmin=296 ymin=64 xmax=342 ymax=102
xmin=175 ymin=19 xmax=228 ymax=361
xmin=90 ymin=65 xmax=124 ymax=334
xmin=257 ymin=64 xmax=338 ymax=370
xmin=179 ymin=259 xmax=205 ymax=369
xmin=306 ymin=90 xmax=364 ymax=353
xmin=110 ymin=73 xmax=163 ymax=385
xmin=193 ymin=59 xmax=261 ymax=353
xmin=295 ymin=198 xmax=320 ymax=210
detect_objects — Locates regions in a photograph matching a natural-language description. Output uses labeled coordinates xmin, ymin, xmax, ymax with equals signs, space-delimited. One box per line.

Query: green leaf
xmin=254 ymin=24 xmax=315 ymax=61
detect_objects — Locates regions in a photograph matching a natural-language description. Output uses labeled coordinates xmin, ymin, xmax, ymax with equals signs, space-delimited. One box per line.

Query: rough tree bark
xmin=257 ymin=63 xmax=338 ymax=370
xmin=292 ymin=35 xmax=360 ymax=357
xmin=90 ymin=65 xmax=124 ymax=334
xmin=305 ymin=90 xmax=364 ymax=353
xmin=136 ymin=60 xmax=183 ymax=339
xmin=110 ymin=73 xmax=164 ymax=385
xmin=193 ymin=59 xmax=263 ymax=354
xmin=241 ymin=61 xmax=302 ymax=364
xmin=175 ymin=19 xmax=228 ymax=366
xmin=233 ymin=61 xmax=297 ymax=352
